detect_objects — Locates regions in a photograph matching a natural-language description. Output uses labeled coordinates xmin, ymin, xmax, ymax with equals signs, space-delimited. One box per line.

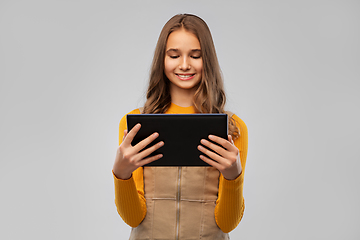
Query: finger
xmin=200 ymin=139 xmax=227 ymax=157
xmin=133 ymin=132 xmax=160 ymax=153
xmin=199 ymin=154 xmax=222 ymax=170
xmin=209 ymin=135 xmax=236 ymax=151
xmin=197 ymin=144 xmax=225 ymax=164
xmin=136 ymin=140 xmax=164 ymax=160
xmin=123 ymin=123 xmax=141 ymax=145
xmin=138 ymin=154 xmax=163 ymax=167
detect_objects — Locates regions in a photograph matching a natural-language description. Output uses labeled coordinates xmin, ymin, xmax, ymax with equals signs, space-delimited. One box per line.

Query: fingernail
xmin=200 ymin=139 xmax=206 ymax=144
xmin=208 ymin=135 xmax=214 ymax=140
xmin=159 ymin=141 xmax=164 ymax=146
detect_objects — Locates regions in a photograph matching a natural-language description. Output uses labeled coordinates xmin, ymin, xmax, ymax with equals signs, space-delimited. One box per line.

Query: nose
xmin=179 ymin=56 xmax=190 ymax=70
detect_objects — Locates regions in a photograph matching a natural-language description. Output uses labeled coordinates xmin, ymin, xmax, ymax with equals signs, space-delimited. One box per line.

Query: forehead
xmin=166 ymin=29 xmax=200 ymax=50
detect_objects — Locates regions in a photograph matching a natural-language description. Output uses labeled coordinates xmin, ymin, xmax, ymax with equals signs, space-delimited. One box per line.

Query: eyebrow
xmin=166 ymin=48 xmax=201 ymax=53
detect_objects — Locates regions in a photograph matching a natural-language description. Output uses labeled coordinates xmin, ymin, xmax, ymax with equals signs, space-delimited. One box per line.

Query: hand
xmin=198 ymin=135 xmax=242 ymax=180
xmin=113 ymin=123 xmax=164 ymax=180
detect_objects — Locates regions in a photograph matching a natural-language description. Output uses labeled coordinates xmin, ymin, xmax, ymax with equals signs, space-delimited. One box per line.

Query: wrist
xmin=222 ymin=167 xmax=242 ymax=180
xmin=112 ymin=168 xmax=132 ymax=180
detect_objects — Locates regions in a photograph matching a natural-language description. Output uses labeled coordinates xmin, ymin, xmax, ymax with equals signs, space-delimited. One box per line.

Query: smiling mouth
xmin=175 ymin=74 xmax=195 ymax=80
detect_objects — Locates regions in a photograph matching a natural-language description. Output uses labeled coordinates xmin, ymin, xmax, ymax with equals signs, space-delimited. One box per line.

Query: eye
xmin=169 ymin=55 xmax=179 ymax=59
xmin=191 ymin=56 xmax=201 ymax=59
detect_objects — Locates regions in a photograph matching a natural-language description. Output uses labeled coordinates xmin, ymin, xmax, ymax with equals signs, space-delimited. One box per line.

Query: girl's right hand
xmin=112 ymin=123 xmax=164 ymax=180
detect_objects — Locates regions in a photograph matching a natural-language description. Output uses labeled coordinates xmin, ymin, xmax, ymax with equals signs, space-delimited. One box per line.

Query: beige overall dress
xmin=129 ymin=167 xmax=230 ymax=240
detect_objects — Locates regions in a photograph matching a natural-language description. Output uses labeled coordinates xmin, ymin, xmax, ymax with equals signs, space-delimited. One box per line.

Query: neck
xmin=170 ymin=85 xmax=197 ymax=108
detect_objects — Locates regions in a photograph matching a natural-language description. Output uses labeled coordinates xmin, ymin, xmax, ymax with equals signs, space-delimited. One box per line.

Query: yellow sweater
xmin=113 ymin=103 xmax=248 ymax=233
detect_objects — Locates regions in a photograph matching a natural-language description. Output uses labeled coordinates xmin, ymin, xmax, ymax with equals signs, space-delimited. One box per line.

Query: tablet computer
xmin=127 ymin=114 xmax=228 ymax=166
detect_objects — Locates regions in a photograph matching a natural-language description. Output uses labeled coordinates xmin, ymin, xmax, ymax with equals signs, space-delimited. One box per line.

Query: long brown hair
xmin=143 ymin=14 xmax=240 ymax=139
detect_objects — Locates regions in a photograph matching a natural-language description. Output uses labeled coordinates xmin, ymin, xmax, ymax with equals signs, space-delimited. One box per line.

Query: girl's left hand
xmin=198 ymin=135 xmax=242 ymax=180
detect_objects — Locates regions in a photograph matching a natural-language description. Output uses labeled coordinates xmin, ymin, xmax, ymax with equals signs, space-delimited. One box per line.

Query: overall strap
xmin=225 ymin=111 xmax=234 ymax=118
xmin=225 ymin=111 xmax=241 ymax=136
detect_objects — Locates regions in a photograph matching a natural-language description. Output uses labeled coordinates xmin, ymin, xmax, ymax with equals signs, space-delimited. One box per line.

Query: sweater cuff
xmin=113 ymin=170 xmax=136 ymax=192
xmin=112 ymin=170 xmax=146 ymax=227
xmin=220 ymin=171 xmax=244 ymax=190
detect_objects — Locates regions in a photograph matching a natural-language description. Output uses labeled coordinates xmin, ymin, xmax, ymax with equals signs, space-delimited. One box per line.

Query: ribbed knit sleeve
xmin=214 ymin=114 xmax=248 ymax=233
xmin=113 ymin=109 xmax=147 ymax=227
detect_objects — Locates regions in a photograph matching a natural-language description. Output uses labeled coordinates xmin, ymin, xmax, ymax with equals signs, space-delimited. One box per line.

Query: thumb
xmin=228 ymin=135 xmax=234 ymax=144
xmin=123 ymin=130 xmax=128 ymax=141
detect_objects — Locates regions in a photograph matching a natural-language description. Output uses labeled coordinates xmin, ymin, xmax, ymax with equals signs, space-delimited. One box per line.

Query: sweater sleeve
xmin=113 ymin=109 xmax=147 ymax=227
xmin=214 ymin=114 xmax=248 ymax=233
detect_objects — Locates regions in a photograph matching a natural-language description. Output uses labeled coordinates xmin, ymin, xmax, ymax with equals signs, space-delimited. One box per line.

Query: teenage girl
xmin=112 ymin=14 xmax=248 ymax=240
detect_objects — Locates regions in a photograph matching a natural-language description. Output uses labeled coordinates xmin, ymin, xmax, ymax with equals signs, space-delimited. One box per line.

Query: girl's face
xmin=164 ymin=29 xmax=203 ymax=96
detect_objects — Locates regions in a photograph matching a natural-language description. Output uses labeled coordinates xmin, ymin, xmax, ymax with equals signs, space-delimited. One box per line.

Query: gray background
xmin=1 ymin=0 xmax=359 ymax=239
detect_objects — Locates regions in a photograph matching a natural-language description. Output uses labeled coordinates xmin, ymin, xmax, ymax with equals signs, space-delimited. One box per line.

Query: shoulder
xmin=230 ymin=114 xmax=248 ymax=156
xmin=119 ymin=108 xmax=142 ymax=128
xmin=229 ymin=113 xmax=248 ymax=136
xmin=231 ymin=114 xmax=246 ymax=128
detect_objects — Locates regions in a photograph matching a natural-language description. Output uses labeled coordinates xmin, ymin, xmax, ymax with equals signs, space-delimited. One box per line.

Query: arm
xmin=198 ymin=115 xmax=248 ymax=233
xmin=113 ymin=167 xmax=146 ymax=227
xmin=113 ymin=109 xmax=163 ymax=227
xmin=216 ymin=115 xmax=248 ymax=232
